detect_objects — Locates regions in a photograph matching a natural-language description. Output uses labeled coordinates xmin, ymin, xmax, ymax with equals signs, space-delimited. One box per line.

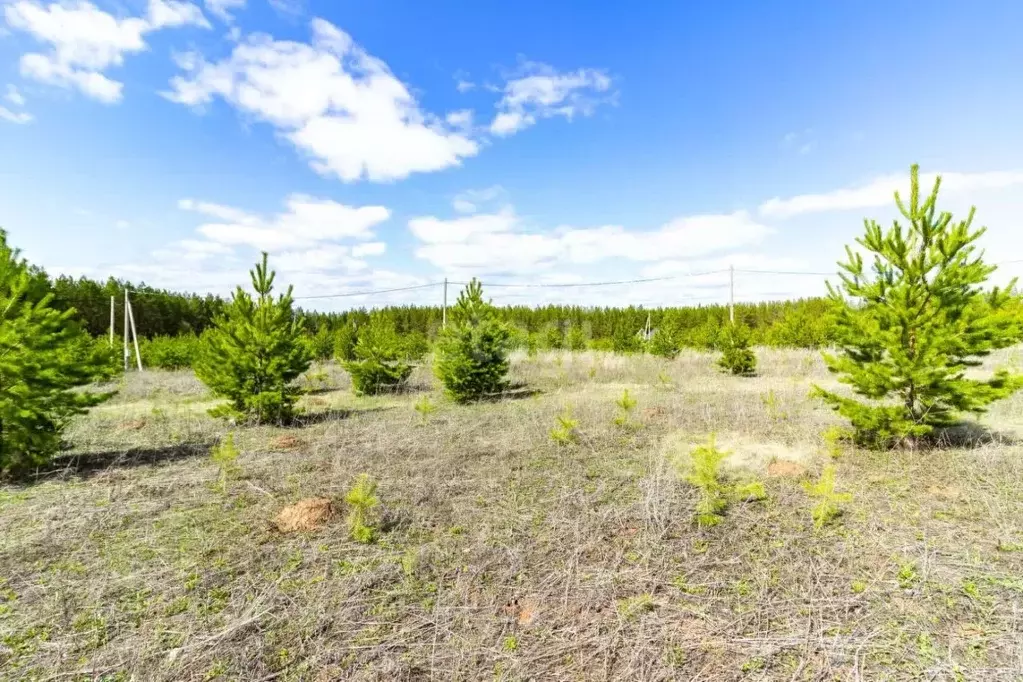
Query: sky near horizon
xmin=3 ymin=0 xmax=1023 ymax=310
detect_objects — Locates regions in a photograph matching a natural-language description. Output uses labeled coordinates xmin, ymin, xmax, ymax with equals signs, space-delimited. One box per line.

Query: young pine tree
xmin=814 ymin=165 xmax=1023 ymax=448
xmin=717 ymin=323 xmax=757 ymax=376
xmin=434 ymin=279 xmax=511 ymax=402
xmin=649 ymin=313 xmax=684 ymax=359
xmin=195 ymin=253 xmax=312 ymax=424
xmin=0 ymin=230 xmax=116 ymax=475
xmin=343 ymin=315 xmax=414 ymax=395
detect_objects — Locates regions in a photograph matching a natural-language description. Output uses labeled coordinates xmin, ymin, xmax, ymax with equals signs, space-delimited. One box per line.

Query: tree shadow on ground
xmin=292 ymin=406 xmax=394 ymax=427
xmin=930 ymin=421 xmax=1022 ymax=449
xmin=479 ymin=383 xmax=543 ymax=402
xmin=21 ymin=441 xmax=216 ymax=484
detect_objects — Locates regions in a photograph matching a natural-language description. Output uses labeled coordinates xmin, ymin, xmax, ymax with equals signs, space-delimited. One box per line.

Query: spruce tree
xmin=0 ymin=230 xmax=116 ymax=475
xmin=434 ymin=279 xmax=511 ymax=402
xmin=814 ymin=165 xmax=1023 ymax=448
xmin=195 ymin=253 xmax=312 ymax=424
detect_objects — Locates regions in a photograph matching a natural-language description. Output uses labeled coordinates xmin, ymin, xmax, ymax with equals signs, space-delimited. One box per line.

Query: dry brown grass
xmin=2 ymin=348 xmax=1023 ymax=680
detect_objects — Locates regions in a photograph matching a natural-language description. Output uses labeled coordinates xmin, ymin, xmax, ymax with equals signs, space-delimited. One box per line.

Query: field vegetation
xmin=2 ymin=167 xmax=1023 ymax=679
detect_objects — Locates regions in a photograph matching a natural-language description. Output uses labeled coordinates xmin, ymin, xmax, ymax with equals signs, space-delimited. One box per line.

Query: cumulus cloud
xmin=489 ymin=61 xmax=614 ymax=136
xmin=164 ymin=18 xmax=480 ymax=182
xmin=204 ymin=0 xmax=245 ymax=21
xmin=4 ymin=0 xmax=209 ymax=103
xmin=177 ymin=194 xmax=391 ymax=252
xmin=0 ymin=105 xmax=32 ymax=124
xmin=408 ymin=206 xmax=771 ymax=277
xmin=5 ymin=85 xmax=26 ymax=107
xmin=759 ymin=169 xmax=1023 ymax=219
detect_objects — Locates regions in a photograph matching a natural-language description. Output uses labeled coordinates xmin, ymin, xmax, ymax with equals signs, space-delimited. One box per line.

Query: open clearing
xmin=2 ymin=349 xmax=1023 ymax=680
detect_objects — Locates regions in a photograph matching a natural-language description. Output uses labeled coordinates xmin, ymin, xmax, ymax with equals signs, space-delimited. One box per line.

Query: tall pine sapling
xmin=434 ymin=279 xmax=511 ymax=402
xmin=0 ymin=230 xmax=116 ymax=475
xmin=814 ymin=165 xmax=1023 ymax=448
xmin=343 ymin=315 xmax=414 ymax=395
xmin=717 ymin=322 xmax=757 ymax=376
xmin=195 ymin=253 xmax=312 ymax=424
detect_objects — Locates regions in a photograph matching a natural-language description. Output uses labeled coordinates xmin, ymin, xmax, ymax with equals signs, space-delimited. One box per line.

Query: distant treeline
xmin=48 ymin=274 xmax=839 ymax=349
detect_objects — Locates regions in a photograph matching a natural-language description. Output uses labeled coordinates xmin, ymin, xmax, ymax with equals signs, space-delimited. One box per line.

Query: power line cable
xmin=293 ymin=282 xmax=442 ymax=301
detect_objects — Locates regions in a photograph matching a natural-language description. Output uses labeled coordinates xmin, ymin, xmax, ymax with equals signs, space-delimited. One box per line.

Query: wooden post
xmin=127 ymin=296 xmax=143 ymax=371
xmin=123 ymin=288 xmax=129 ymax=370
xmin=729 ymin=265 xmax=735 ymax=324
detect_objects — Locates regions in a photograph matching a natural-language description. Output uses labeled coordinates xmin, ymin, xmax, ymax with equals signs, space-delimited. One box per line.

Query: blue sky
xmin=3 ymin=0 xmax=1023 ymax=309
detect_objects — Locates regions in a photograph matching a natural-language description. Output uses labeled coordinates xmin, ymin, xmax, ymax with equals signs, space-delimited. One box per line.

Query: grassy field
xmin=2 ymin=349 xmax=1023 ymax=681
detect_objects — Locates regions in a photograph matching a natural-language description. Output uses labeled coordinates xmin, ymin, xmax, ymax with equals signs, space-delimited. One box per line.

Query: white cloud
xmin=782 ymin=129 xmax=814 ymax=156
xmin=5 ymin=85 xmax=26 ymax=106
xmin=490 ymin=61 xmax=613 ymax=136
xmin=0 ymin=105 xmax=33 ymax=124
xmin=451 ymin=185 xmax=503 ymax=214
xmin=267 ymin=0 xmax=303 ymax=17
xmin=408 ymin=206 xmax=770 ymax=276
xmin=4 ymin=0 xmax=209 ymax=103
xmin=178 ymin=193 xmax=390 ymax=252
xmin=115 ymin=219 xmax=130 ymax=229
xmin=455 ymin=79 xmax=474 ymax=93
xmin=759 ymin=169 xmax=1023 ymax=219
xmin=351 ymin=241 xmax=386 ymax=257
xmin=164 ymin=18 xmax=480 ymax=182
xmin=204 ymin=0 xmax=245 ymax=22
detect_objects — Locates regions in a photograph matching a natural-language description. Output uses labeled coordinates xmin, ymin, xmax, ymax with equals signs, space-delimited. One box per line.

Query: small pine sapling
xmin=657 ymin=370 xmax=673 ymax=388
xmin=821 ymin=426 xmax=849 ymax=459
xmin=612 ymin=389 xmax=639 ymax=429
xmin=345 ymin=474 xmax=380 ymax=544
xmin=683 ymin=435 xmax=730 ymax=527
xmin=210 ymin=432 xmax=240 ymax=493
xmin=678 ymin=435 xmax=766 ymax=527
xmin=343 ymin=316 xmax=414 ymax=395
xmin=566 ymin=326 xmax=588 ymax=351
xmin=0 ymin=230 xmax=117 ymax=475
xmin=717 ymin=323 xmax=757 ymax=376
xmin=802 ymin=465 xmax=852 ymax=529
xmin=761 ymin=389 xmax=787 ymax=420
xmin=195 ymin=253 xmax=312 ymax=424
xmin=413 ymin=395 xmax=437 ymax=421
xmin=434 ymin=279 xmax=512 ymax=402
xmin=814 ymin=165 xmax=1023 ymax=448
xmin=550 ymin=406 xmax=579 ymax=445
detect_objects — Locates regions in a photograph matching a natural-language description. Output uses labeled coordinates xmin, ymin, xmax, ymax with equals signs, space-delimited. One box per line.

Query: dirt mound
xmin=270 ymin=434 xmax=306 ymax=451
xmin=767 ymin=460 xmax=807 ymax=478
xmin=274 ymin=497 xmax=335 ymax=532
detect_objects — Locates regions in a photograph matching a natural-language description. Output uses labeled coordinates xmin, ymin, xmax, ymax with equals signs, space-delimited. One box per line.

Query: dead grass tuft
xmin=2 ymin=349 xmax=1023 ymax=680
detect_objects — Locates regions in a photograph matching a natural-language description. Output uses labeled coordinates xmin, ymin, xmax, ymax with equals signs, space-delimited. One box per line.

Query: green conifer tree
xmin=814 ymin=165 xmax=1023 ymax=448
xmin=195 ymin=253 xmax=312 ymax=424
xmin=343 ymin=315 xmax=414 ymax=395
xmin=0 ymin=230 xmax=116 ymax=475
xmin=434 ymin=279 xmax=511 ymax=402
xmin=717 ymin=323 xmax=757 ymax=376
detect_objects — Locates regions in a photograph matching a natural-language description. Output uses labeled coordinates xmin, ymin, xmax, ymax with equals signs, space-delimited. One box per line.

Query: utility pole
xmin=127 ymin=296 xmax=143 ymax=371
xmin=123 ymin=288 xmax=129 ymax=371
xmin=442 ymin=277 xmax=448 ymax=329
xmin=729 ymin=265 xmax=735 ymax=325
xmin=109 ymin=296 xmax=115 ymax=346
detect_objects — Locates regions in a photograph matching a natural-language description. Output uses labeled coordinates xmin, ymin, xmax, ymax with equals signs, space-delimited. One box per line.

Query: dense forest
xmin=48 ymin=274 xmax=838 ymax=350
